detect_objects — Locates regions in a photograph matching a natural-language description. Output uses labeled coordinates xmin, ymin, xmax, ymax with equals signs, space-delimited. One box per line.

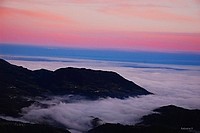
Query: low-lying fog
xmin=4 ymin=57 xmax=200 ymax=133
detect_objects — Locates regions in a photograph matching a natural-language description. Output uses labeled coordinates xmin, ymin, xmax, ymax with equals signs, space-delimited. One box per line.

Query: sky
xmin=0 ymin=0 xmax=200 ymax=52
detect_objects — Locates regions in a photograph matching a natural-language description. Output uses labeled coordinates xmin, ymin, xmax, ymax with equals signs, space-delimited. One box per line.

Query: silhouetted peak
xmin=153 ymin=105 xmax=188 ymax=113
xmin=34 ymin=68 xmax=53 ymax=74
xmin=0 ymin=58 xmax=10 ymax=66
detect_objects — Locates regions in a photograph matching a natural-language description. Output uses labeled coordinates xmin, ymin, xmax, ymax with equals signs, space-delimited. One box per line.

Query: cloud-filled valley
xmin=2 ymin=57 xmax=200 ymax=133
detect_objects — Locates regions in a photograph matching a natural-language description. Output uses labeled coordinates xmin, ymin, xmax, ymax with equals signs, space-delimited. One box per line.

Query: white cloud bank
xmin=6 ymin=58 xmax=200 ymax=133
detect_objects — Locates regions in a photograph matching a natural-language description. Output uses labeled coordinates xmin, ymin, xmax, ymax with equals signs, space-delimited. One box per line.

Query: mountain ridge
xmin=0 ymin=58 xmax=151 ymax=116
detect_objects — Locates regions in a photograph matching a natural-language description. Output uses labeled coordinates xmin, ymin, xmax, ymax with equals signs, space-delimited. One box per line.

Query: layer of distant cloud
xmin=3 ymin=58 xmax=199 ymax=133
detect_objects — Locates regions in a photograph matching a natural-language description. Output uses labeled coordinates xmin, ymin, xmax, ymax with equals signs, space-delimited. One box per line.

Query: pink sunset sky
xmin=0 ymin=0 xmax=200 ymax=52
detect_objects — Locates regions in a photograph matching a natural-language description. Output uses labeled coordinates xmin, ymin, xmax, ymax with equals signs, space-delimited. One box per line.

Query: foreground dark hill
xmin=138 ymin=105 xmax=200 ymax=131
xmin=88 ymin=105 xmax=200 ymax=133
xmin=1 ymin=105 xmax=199 ymax=133
xmin=0 ymin=58 xmax=151 ymax=116
xmin=0 ymin=118 xmax=71 ymax=133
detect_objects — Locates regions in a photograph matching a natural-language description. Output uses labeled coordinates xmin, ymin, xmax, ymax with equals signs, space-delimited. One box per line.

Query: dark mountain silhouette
xmin=0 ymin=58 xmax=151 ymax=116
xmin=88 ymin=123 xmax=189 ymax=133
xmin=88 ymin=105 xmax=200 ymax=133
xmin=0 ymin=118 xmax=71 ymax=133
xmin=138 ymin=105 xmax=200 ymax=131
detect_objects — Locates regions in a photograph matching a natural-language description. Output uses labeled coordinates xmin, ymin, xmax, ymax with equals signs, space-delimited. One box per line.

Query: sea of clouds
xmin=3 ymin=57 xmax=200 ymax=133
